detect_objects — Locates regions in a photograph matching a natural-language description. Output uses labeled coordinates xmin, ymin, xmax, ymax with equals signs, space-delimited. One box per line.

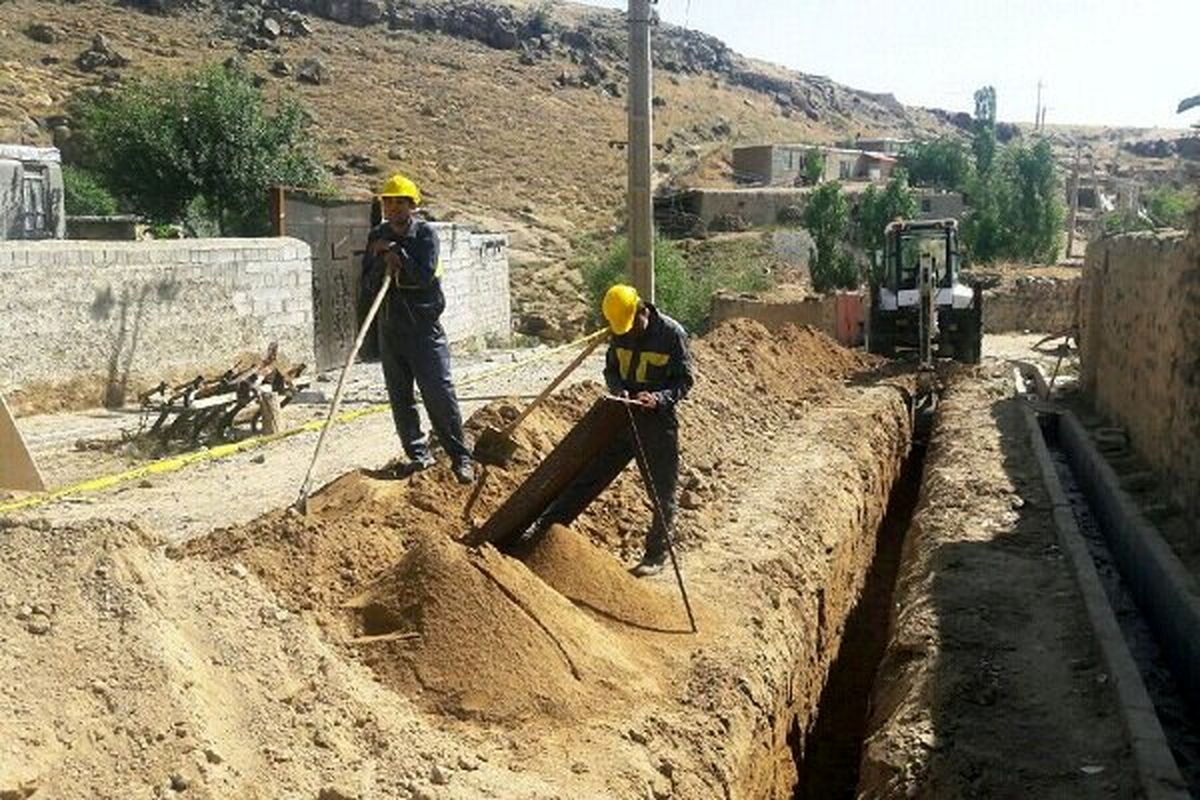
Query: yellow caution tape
xmin=0 ymin=331 xmax=605 ymax=515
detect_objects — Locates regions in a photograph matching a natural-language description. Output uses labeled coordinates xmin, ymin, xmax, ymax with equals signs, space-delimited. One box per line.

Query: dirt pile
xmin=0 ymin=519 xmax=557 ymax=799
xmin=345 ymin=530 xmax=658 ymax=723
xmin=524 ymin=524 xmax=692 ymax=633
xmin=2 ymin=321 xmax=917 ymax=798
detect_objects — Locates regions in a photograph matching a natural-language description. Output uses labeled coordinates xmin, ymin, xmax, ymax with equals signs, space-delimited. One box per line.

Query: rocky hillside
xmin=0 ymin=0 xmax=974 ymax=332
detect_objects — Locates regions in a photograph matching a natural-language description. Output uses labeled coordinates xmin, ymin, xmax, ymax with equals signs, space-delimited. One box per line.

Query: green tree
xmin=1000 ymin=138 xmax=1063 ymax=261
xmin=1145 ymin=185 xmax=1197 ymax=228
xmin=972 ymin=85 xmax=997 ymax=176
xmin=802 ymin=148 xmax=826 ymax=186
xmin=962 ymin=139 xmax=1063 ymax=263
xmin=859 ymin=170 xmax=917 ymax=252
xmin=62 ymin=165 xmax=119 ymax=216
xmin=803 ymin=181 xmax=858 ymax=292
xmin=899 ymin=137 xmax=973 ymax=190
xmin=75 ymin=64 xmax=323 ymax=235
xmin=580 ymin=235 xmax=771 ymax=333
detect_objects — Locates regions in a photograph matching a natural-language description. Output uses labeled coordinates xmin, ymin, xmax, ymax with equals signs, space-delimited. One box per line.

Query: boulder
xmin=24 ymin=23 xmax=60 ymax=44
xmin=76 ymin=34 xmax=131 ymax=72
xmin=296 ymin=58 xmax=328 ymax=85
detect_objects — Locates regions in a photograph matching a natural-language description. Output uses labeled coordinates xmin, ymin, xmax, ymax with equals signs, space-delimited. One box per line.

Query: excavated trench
xmin=732 ymin=391 xmax=934 ymax=800
xmin=791 ymin=434 xmax=929 ymax=799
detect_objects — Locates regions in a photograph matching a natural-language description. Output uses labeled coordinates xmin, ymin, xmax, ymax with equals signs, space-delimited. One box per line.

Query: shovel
xmin=473 ymin=328 xmax=608 ymax=467
xmin=293 ymin=274 xmax=392 ymax=514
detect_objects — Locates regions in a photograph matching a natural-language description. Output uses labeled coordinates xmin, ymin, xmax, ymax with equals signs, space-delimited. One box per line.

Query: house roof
xmin=0 ymin=144 xmax=62 ymax=164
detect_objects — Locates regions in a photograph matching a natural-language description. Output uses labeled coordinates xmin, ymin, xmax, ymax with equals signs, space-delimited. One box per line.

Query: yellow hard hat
xmin=602 ymin=284 xmax=640 ymax=335
xmin=377 ymin=173 xmax=422 ymax=205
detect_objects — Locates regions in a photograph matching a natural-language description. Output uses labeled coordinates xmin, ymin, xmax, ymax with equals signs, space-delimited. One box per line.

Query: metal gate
xmin=273 ymin=189 xmax=374 ymax=372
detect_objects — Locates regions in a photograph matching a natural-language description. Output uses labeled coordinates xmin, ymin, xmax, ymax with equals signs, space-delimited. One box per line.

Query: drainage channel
xmin=791 ymin=427 xmax=931 ymax=799
xmin=1040 ymin=414 xmax=1200 ymax=795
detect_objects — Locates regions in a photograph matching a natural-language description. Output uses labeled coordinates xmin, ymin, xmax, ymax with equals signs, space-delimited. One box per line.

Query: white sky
xmin=580 ymin=0 xmax=1200 ymax=130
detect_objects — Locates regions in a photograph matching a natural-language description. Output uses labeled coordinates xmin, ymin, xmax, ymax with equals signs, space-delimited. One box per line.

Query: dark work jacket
xmin=604 ymin=304 xmax=694 ymax=420
xmin=360 ymin=218 xmax=445 ymax=333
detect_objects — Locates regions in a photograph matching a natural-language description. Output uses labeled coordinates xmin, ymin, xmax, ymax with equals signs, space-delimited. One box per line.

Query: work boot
xmin=630 ymin=554 xmax=666 ymax=578
xmin=396 ymin=455 xmax=435 ymax=477
xmin=452 ymin=459 xmax=475 ymax=485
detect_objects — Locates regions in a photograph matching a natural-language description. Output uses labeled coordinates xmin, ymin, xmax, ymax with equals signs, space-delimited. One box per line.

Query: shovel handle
xmin=295 ymin=274 xmax=392 ymax=508
xmin=503 ymin=329 xmax=608 ymax=435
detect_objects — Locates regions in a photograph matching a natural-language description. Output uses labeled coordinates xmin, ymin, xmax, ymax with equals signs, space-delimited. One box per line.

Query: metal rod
xmin=621 ymin=402 xmax=697 ymax=633
xmin=627 ymin=0 xmax=655 ymax=302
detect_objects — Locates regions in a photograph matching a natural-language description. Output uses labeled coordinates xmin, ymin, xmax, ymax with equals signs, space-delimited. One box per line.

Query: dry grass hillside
xmin=0 ymin=0 xmax=1130 ymax=332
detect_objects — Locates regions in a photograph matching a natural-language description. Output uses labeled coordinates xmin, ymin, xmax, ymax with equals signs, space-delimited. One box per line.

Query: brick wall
xmin=1080 ymin=230 xmax=1200 ymax=527
xmin=0 ymin=238 xmax=313 ymax=407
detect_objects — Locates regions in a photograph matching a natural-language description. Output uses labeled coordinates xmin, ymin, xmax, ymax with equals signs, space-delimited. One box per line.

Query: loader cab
xmin=884 ymin=219 xmax=959 ymax=294
xmin=868 ymin=218 xmax=983 ymax=364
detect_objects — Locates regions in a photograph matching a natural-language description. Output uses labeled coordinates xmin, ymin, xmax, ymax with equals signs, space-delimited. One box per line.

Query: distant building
xmin=839 ymin=136 xmax=912 ymax=155
xmin=0 ymin=145 xmax=65 ymax=240
xmin=733 ymin=143 xmax=898 ymax=187
xmin=915 ymin=190 xmax=966 ymax=221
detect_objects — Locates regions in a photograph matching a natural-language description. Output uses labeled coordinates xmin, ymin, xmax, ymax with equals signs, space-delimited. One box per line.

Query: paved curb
xmin=1057 ymin=409 xmax=1200 ymax=713
xmin=1019 ymin=401 xmax=1188 ymax=799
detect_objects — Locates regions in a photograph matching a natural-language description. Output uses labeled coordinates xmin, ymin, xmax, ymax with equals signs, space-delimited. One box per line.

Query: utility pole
xmin=627 ymin=0 xmax=655 ymax=302
xmin=1035 ymin=79 xmax=1043 ymax=132
xmin=1066 ymin=143 xmax=1080 ymax=259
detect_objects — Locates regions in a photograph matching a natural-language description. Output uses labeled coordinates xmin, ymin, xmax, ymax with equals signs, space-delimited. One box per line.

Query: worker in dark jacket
xmin=537 ymin=284 xmax=694 ymax=576
xmin=362 ymin=174 xmax=473 ymax=484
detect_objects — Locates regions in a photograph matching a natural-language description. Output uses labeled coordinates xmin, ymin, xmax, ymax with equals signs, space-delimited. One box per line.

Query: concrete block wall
xmin=434 ymin=224 xmax=510 ymax=345
xmin=0 ymin=238 xmax=313 ymax=407
xmin=1080 ymin=229 xmax=1200 ymax=530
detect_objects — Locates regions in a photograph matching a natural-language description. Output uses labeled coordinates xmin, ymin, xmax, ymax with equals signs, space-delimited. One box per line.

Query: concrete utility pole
xmin=627 ymin=0 xmax=655 ymax=302
xmin=1066 ymin=143 xmax=1080 ymax=259
xmin=1035 ymin=79 xmax=1043 ymax=132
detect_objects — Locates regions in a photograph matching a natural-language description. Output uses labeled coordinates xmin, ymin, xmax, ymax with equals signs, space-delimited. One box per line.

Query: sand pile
xmin=524 ymin=524 xmax=693 ymax=634
xmin=346 ymin=532 xmax=655 ymax=723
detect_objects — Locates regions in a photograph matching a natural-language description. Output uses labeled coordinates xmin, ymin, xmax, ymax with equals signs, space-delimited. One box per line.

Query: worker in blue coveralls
xmin=362 ymin=173 xmax=473 ymax=485
xmin=534 ymin=284 xmax=694 ymax=577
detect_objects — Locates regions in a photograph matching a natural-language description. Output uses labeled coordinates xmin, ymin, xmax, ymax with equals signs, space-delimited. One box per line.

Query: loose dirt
xmin=0 ymin=323 xmax=1141 ymax=799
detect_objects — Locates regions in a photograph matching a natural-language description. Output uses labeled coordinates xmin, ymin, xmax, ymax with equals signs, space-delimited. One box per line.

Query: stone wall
xmin=1080 ymin=230 xmax=1200 ymax=527
xmin=983 ymin=277 xmax=1080 ymax=333
xmin=0 ymin=238 xmax=313 ymax=409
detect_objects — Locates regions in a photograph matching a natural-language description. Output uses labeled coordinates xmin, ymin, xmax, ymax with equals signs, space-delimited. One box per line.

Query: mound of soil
xmin=346 ymin=532 xmax=654 ymax=723
xmin=524 ymin=524 xmax=693 ymax=634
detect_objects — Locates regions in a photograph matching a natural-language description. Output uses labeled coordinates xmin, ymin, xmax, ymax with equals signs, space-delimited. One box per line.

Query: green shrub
xmin=62 ymin=165 xmax=118 ymax=216
xmin=580 ymin=235 xmax=772 ymax=334
xmin=802 ymin=148 xmax=825 ymax=186
xmin=803 ymin=182 xmax=860 ymax=292
xmin=74 ymin=63 xmax=324 ymax=235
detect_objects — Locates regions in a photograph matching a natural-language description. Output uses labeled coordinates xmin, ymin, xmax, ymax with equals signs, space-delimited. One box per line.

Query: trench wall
xmin=1080 ymin=229 xmax=1200 ymax=536
xmin=0 ymin=238 xmax=314 ymax=407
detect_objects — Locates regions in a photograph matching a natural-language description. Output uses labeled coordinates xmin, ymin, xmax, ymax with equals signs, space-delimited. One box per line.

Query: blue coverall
xmin=539 ymin=304 xmax=694 ymax=560
xmin=361 ymin=218 xmax=471 ymax=466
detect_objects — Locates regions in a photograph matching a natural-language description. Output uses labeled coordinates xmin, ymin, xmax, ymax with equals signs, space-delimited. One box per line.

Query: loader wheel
xmin=867 ymin=287 xmax=895 ymax=358
xmin=956 ymin=286 xmax=983 ymax=365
